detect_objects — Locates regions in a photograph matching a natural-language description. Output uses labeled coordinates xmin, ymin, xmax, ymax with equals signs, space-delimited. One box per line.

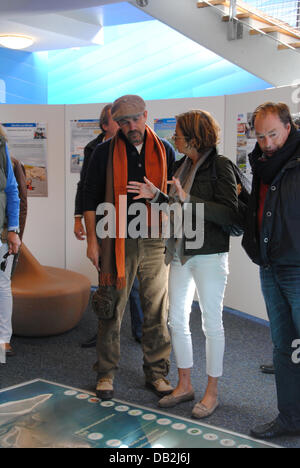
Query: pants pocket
xmin=92 ymin=286 xmax=117 ymax=320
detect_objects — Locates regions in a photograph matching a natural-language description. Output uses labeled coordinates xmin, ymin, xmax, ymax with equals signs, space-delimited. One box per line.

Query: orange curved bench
xmin=11 ymin=244 xmax=91 ymax=337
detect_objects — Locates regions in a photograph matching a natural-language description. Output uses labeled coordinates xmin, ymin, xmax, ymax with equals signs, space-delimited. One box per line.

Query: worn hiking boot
xmin=146 ymin=378 xmax=173 ymax=397
xmin=96 ymin=378 xmax=114 ymax=400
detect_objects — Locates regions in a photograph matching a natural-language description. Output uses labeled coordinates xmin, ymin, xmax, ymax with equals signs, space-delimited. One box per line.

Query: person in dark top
xmin=242 ymin=102 xmax=300 ymax=440
xmin=259 ymin=114 xmax=300 ymax=376
xmin=128 ymin=110 xmax=238 ymax=419
xmin=74 ymin=104 xmax=118 ymax=240
xmin=83 ymin=95 xmax=175 ymax=400
xmin=73 ymin=104 xmax=144 ymax=348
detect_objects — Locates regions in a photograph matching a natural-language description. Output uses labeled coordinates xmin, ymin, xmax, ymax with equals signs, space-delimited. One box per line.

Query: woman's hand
xmin=167 ymin=177 xmax=187 ymax=203
xmin=127 ymin=177 xmax=159 ymax=200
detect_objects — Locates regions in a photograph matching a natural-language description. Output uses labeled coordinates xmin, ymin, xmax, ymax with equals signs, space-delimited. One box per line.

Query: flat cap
xmin=111 ymin=95 xmax=146 ymax=122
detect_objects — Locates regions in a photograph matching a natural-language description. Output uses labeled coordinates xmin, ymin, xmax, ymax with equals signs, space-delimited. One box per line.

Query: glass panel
xmin=241 ymin=1 xmax=300 ymax=29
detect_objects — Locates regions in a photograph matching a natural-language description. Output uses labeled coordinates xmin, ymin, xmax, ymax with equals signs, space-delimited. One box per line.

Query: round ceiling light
xmin=0 ymin=35 xmax=34 ymax=50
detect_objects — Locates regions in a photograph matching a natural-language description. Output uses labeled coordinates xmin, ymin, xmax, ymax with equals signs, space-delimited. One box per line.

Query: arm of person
xmin=83 ymin=142 xmax=108 ymax=270
xmin=12 ymin=158 xmax=27 ymax=240
xmin=74 ymin=145 xmax=94 ymax=240
xmin=84 ymin=210 xmax=100 ymax=272
xmin=4 ymin=145 xmax=21 ymax=254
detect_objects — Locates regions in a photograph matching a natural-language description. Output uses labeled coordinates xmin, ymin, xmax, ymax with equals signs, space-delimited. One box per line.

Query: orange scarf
xmin=99 ymin=125 xmax=167 ymax=289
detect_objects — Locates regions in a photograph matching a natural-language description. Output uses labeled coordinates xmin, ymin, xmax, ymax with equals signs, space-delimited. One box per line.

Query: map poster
xmin=236 ymin=113 xmax=256 ymax=180
xmin=70 ymin=119 xmax=101 ymax=173
xmin=3 ymin=122 xmax=48 ymax=197
xmin=154 ymin=118 xmax=184 ymax=161
xmin=0 ymin=379 xmax=278 ymax=450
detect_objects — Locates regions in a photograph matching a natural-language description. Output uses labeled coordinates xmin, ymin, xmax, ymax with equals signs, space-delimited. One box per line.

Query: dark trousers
xmin=260 ymin=265 xmax=300 ymax=430
xmin=129 ymin=276 xmax=143 ymax=340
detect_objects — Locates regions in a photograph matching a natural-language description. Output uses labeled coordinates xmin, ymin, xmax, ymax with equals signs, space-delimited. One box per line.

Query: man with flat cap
xmin=84 ymin=95 xmax=175 ymax=400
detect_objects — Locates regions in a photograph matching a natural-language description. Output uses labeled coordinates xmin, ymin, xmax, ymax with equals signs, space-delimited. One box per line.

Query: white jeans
xmin=0 ymin=243 xmax=14 ymax=344
xmin=168 ymin=253 xmax=229 ymax=378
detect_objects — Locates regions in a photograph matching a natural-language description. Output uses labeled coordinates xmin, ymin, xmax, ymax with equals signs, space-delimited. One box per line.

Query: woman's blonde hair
xmin=0 ymin=124 xmax=7 ymax=141
xmin=176 ymin=110 xmax=220 ymax=152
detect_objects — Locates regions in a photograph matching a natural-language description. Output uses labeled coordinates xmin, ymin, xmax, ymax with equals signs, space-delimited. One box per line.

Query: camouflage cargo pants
xmin=94 ymin=238 xmax=171 ymax=383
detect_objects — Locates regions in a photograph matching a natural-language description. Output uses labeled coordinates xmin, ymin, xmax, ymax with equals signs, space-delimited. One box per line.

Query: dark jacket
xmin=157 ymin=149 xmax=239 ymax=255
xmin=242 ymin=131 xmax=300 ymax=266
xmin=74 ymin=132 xmax=105 ymax=216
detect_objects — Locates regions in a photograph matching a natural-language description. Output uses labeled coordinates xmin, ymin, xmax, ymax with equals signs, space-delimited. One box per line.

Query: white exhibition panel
xmin=1 ymin=85 xmax=298 ymax=321
xmin=0 ymin=104 xmax=65 ymax=269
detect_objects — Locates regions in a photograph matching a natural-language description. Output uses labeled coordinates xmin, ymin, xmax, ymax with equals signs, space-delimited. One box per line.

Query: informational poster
xmin=70 ymin=120 xmax=101 ymax=173
xmin=154 ymin=118 xmax=184 ymax=161
xmin=236 ymin=113 xmax=256 ymax=179
xmin=0 ymin=379 xmax=278 ymax=449
xmin=3 ymin=122 xmax=48 ymax=197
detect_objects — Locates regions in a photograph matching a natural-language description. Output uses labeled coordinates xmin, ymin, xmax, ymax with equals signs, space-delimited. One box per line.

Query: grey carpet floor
xmin=1 ymin=299 xmax=299 ymax=449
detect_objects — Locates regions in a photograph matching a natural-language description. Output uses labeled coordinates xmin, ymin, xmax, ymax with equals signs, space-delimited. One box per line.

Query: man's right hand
xmin=87 ymin=238 xmax=101 ymax=272
xmin=74 ymin=218 xmax=86 ymax=240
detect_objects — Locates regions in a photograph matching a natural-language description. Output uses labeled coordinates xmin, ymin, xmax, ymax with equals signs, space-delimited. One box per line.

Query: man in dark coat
xmin=242 ymin=102 xmax=300 ymax=440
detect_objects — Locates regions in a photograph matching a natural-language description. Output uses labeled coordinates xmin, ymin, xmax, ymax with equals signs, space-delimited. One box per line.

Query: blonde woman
xmin=128 ymin=110 xmax=238 ymax=418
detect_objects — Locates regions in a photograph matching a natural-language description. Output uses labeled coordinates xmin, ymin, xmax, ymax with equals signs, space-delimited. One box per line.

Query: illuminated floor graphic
xmin=0 ymin=379 xmax=279 ymax=448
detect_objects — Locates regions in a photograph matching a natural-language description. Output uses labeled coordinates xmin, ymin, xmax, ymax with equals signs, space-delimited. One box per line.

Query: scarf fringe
xmin=99 ymin=273 xmax=126 ymax=290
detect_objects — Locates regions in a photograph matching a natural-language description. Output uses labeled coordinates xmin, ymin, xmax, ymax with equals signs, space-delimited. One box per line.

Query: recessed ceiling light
xmin=0 ymin=35 xmax=34 ymax=50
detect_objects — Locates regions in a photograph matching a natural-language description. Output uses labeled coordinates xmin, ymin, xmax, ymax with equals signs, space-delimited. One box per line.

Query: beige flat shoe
xmin=192 ymin=400 xmax=219 ymax=419
xmin=158 ymin=391 xmax=195 ymax=408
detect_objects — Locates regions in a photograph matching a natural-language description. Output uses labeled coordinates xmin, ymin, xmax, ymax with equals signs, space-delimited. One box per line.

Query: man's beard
xmin=127 ymin=130 xmax=144 ymax=146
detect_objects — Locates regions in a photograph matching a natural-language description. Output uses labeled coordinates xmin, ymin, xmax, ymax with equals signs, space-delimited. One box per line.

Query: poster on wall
xmin=3 ymin=122 xmax=48 ymax=197
xmin=154 ymin=118 xmax=184 ymax=161
xmin=236 ymin=113 xmax=256 ymax=179
xmin=70 ymin=120 xmax=101 ymax=173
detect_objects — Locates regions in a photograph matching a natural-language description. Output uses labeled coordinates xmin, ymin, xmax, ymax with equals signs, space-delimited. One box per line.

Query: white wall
xmin=0 ymin=104 xmax=66 ymax=268
xmin=1 ymin=85 xmax=298 ymax=321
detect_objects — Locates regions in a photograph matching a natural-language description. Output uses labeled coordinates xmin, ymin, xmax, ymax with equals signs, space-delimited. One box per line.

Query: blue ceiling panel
xmin=48 ymin=20 xmax=271 ymax=104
